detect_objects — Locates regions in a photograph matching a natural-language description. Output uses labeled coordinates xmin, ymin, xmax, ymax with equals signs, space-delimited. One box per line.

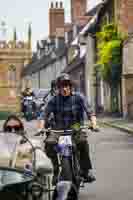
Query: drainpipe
xmin=38 ymin=71 xmax=41 ymax=88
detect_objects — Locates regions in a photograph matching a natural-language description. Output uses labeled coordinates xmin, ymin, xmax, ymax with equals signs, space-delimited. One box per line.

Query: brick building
xmin=71 ymin=0 xmax=90 ymax=26
xmin=116 ymin=0 xmax=133 ymax=34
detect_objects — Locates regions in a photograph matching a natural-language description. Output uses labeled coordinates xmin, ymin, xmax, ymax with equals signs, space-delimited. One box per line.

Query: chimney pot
xmin=51 ymin=2 xmax=54 ymax=8
xmin=60 ymin=1 xmax=63 ymax=8
xmin=55 ymin=2 xmax=58 ymax=8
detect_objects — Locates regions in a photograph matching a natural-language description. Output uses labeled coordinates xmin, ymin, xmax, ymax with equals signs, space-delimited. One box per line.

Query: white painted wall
xmin=29 ymin=56 xmax=67 ymax=89
xmin=85 ymin=35 xmax=95 ymax=108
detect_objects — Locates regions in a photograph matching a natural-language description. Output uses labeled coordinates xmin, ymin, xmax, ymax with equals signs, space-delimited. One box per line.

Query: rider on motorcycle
xmin=22 ymin=87 xmax=35 ymax=97
xmin=43 ymin=73 xmax=98 ymax=185
xmin=21 ymin=87 xmax=36 ymax=115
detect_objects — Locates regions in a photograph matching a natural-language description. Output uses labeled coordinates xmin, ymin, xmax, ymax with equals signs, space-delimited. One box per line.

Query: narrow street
xmin=0 ymin=120 xmax=133 ymax=199
xmin=80 ymin=124 xmax=133 ymax=200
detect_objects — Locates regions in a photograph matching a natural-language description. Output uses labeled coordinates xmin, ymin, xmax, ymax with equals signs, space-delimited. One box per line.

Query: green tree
xmin=96 ymin=23 xmax=123 ymax=112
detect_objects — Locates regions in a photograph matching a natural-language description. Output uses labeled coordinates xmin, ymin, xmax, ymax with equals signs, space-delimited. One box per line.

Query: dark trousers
xmin=45 ymin=140 xmax=92 ymax=176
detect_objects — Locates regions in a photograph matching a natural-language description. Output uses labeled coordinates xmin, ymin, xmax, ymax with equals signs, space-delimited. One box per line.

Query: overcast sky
xmin=0 ymin=0 xmax=101 ymax=50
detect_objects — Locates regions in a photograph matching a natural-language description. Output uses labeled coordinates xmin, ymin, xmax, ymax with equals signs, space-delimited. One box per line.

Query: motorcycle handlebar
xmin=35 ymin=125 xmax=99 ymax=136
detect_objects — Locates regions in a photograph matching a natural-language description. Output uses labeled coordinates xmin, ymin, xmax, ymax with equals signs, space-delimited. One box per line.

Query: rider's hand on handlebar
xmin=89 ymin=116 xmax=100 ymax=132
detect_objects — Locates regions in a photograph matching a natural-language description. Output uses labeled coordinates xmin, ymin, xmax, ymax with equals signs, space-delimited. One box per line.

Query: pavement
xmin=80 ymin=119 xmax=133 ymax=200
xmin=98 ymin=116 xmax=133 ymax=134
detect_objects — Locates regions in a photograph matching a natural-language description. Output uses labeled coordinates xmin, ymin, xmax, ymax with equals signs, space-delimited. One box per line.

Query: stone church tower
xmin=0 ymin=23 xmax=32 ymax=113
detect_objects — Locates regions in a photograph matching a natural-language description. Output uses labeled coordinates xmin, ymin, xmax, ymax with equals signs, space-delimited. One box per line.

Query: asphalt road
xmin=0 ymin=119 xmax=133 ymax=199
xmin=80 ymin=124 xmax=133 ymax=200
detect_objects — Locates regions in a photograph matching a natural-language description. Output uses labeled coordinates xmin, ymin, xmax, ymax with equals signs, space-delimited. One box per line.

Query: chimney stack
xmin=51 ymin=2 xmax=54 ymax=8
xmin=49 ymin=1 xmax=65 ymax=37
xmin=71 ymin=0 xmax=87 ymax=24
xmin=55 ymin=2 xmax=58 ymax=8
xmin=60 ymin=1 xmax=63 ymax=8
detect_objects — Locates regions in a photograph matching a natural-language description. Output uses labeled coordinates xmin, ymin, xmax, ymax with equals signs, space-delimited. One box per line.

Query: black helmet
xmin=56 ymin=73 xmax=72 ymax=88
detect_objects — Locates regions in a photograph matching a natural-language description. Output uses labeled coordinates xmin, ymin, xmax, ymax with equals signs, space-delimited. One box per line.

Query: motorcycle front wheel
xmin=52 ymin=183 xmax=78 ymax=200
xmin=52 ymin=157 xmax=79 ymax=200
xmin=60 ymin=157 xmax=72 ymax=181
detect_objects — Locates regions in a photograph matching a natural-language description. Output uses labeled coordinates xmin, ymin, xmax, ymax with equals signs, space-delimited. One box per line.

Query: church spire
xmin=28 ymin=23 xmax=32 ymax=49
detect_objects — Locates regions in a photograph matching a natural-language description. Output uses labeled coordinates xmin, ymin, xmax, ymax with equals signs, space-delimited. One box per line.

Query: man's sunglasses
xmin=6 ymin=125 xmax=22 ymax=133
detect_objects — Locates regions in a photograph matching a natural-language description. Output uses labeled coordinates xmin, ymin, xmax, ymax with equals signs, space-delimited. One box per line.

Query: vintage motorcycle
xmin=42 ymin=126 xmax=91 ymax=200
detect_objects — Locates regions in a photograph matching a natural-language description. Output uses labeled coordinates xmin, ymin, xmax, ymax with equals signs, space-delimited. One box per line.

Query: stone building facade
xmin=0 ymin=26 xmax=32 ymax=113
xmin=114 ymin=0 xmax=133 ymax=117
xmin=122 ymin=36 xmax=133 ymax=118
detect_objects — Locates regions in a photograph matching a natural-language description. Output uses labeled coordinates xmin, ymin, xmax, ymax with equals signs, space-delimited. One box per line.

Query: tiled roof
xmin=63 ymin=56 xmax=85 ymax=73
xmin=22 ymin=46 xmax=67 ymax=76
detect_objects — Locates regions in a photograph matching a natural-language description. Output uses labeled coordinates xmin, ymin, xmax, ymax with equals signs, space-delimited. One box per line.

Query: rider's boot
xmin=81 ymin=170 xmax=96 ymax=183
xmin=52 ymin=169 xmax=59 ymax=186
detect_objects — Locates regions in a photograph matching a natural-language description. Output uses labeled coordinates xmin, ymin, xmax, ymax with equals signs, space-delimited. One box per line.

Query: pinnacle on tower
xmin=28 ymin=23 xmax=32 ymax=49
xmin=51 ymin=2 xmax=54 ymax=8
xmin=55 ymin=2 xmax=58 ymax=8
xmin=13 ymin=27 xmax=17 ymax=41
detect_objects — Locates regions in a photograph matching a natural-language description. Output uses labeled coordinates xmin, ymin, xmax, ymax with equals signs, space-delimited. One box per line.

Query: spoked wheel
xmin=67 ymin=184 xmax=79 ymax=200
xmin=52 ymin=183 xmax=78 ymax=200
xmin=52 ymin=156 xmax=79 ymax=200
xmin=0 ymin=191 xmax=25 ymax=200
